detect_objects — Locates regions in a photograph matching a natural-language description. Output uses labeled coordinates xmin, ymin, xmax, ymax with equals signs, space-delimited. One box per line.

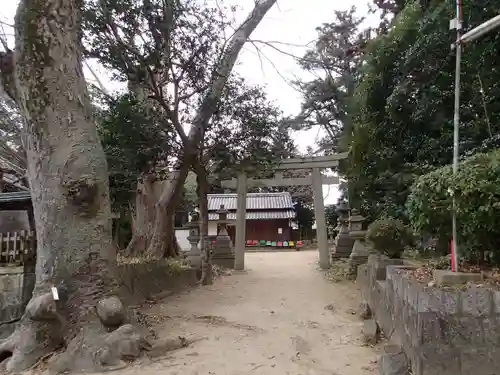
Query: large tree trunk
xmin=124 ymin=175 xmax=158 ymax=256
xmin=195 ymin=163 xmax=212 ymax=285
xmin=0 ymin=0 xmax=142 ymax=372
xmin=126 ymin=175 xmax=182 ymax=257
xmin=146 ymin=165 xmax=188 ymax=257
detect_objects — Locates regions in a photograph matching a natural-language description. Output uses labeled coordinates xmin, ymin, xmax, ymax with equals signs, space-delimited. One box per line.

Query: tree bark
xmin=145 ymin=166 xmax=187 ymax=257
xmin=0 ymin=0 xmax=143 ymax=372
xmin=124 ymin=175 xmax=157 ymax=256
xmin=126 ymin=175 xmax=182 ymax=258
xmin=195 ymin=162 xmax=212 ymax=285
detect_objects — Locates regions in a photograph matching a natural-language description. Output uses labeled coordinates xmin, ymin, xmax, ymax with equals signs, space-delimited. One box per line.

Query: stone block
xmin=443 ymin=316 xmax=484 ymax=346
xmin=386 ymin=266 xmax=417 ymax=283
xmin=460 ymin=347 xmax=500 ymax=375
xmin=211 ymin=256 xmax=235 ymax=269
xmin=406 ymin=308 xmax=420 ymax=350
xmin=362 ymin=319 xmax=379 ymax=345
xmin=491 ymin=290 xmax=500 ymax=314
xmin=416 ymin=346 xmax=461 ymax=375
xmin=356 ymin=264 xmax=369 ymax=295
xmin=331 ymin=233 xmax=354 ymax=259
xmin=417 ymin=286 xmax=447 ymax=313
xmin=440 ymin=290 xmax=460 ymax=315
xmin=433 ymin=269 xmax=483 ymax=286
xmin=406 ymin=281 xmax=421 ymax=309
xmin=461 ymin=287 xmax=493 ymax=316
xmin=418 ymin=312 xmax=445 ymax=344
xmin=482 ymin=317 xmax=500 ymax=346
xmin=369 ymin=257 xmax=406 ymax=281
xmin=117 ymin=263 xmax=198 ymax=305
xmin=400 ymin=276 xmax=410 ymax=302
xmin=0 ymin=303 xmax=24 ymax=339
xmin=379 ymin=346 xmax=409 ymax=375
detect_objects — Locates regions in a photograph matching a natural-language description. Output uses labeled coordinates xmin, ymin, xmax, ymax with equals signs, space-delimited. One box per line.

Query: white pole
xmin=449 ymin=11 xmax=500 ymax=272
xmin=450 ymin=2 xmax=462 ymax=272
xmin=451 ymin=40 xmax=461 ymax=273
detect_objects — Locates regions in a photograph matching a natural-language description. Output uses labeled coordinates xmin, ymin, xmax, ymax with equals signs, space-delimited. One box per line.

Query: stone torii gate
xmin=221 ymin=152 xmax=348 ymax=271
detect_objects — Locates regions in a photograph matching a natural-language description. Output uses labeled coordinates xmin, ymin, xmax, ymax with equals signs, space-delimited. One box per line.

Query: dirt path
xmin=103 ymin=251 xmax=380 ymax=375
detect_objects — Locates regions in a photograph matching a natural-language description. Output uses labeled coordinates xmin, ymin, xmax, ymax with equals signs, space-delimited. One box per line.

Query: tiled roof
xmin=207 ymin=192 xmax=293 ymax=211
xmin=208 ymin=210 xmax=295 ymax=221
xmin=0 ymin=191 xmax=31 ymax=203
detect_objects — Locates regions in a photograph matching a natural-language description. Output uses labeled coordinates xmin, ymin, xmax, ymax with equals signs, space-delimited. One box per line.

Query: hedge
xmin=406 ymin=149 xmax=500 ymax=264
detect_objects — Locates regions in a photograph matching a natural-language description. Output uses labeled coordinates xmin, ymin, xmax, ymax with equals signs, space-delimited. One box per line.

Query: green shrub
xmin=366 ymin=217 xmax=414 ymax=258
xmin=406 ymin=149 xmax=500 ymax=264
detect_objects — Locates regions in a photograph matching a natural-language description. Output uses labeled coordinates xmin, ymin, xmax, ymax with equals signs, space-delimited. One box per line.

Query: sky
xmin=0 ymin=0 xmax=375 ymax=205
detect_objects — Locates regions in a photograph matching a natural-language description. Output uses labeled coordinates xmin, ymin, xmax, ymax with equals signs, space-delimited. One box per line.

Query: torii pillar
xmin=234 ymin=171 xmax=247 ymax=271
xmin=312 ymin=168 xmax=329 ymax=269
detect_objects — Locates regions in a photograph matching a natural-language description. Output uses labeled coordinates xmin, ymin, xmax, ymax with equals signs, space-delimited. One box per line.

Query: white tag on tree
xmin=51 ymin=286 xmax=59 ymax=301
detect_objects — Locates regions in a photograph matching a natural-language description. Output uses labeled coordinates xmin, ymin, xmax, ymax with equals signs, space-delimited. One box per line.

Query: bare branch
xmin=0 ymin=20 xmax=14 ymax=28
xmin=0 ymin=24 xmax=9 ymax=51
xmin=98 ymin=2 xmax=189 ymax=145
xmin=188 ymin=0 xmax=278 ymax=143
xmin=247 ymin=40 xmax=300 ymax=93
xmin=83 ymin=60 xmax=110 ymax=96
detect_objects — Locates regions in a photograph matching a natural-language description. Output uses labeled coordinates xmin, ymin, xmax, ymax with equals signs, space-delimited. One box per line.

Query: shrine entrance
xmin=220 ymin=152 xmax=348 ymax=270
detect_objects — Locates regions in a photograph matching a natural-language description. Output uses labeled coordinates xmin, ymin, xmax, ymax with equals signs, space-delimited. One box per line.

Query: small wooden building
xmin=207 ymin=192 xmax=295 ymax=243
xmin=0 ymin=191 xmax=36 ymax=265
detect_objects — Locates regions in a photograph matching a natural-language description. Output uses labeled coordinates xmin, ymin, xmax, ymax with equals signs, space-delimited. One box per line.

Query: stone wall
xmin=0 ymin=267 xmax=33 ymax=339
xmin=117 ymin=260 xmax=198 ymax=304
xmin=0 ymin=261 xmax=198 ymax=338
xmin=357 ymin=255 xmax=500 ymax=375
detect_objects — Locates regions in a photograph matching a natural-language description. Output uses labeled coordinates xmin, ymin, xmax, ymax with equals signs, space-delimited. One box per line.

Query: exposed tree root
xmin=0 ymin=292 xmax=64 ymax=372
xmin=0 ymin=294 xmax=148 ymax=374
xmin=48 ymin=323 xmax=143 ymax=373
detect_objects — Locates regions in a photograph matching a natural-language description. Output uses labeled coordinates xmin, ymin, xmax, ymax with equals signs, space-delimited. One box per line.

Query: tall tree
xmin=84 ymin=0 xmax=278 ymax=258
xmin=95 ymin=91 xmax=178 ymax=254
xmin=347 ymin=0 xmax=500 ymax=221
xmin=96 ymin=92 xmax=175 ymax=214
xmin=0 ymin=0 xmax=143 ymax=372
xmin=325 ymin=204 xmax=339 ymax=229
xmin=294 ymin=7 xmax=367 ymax=153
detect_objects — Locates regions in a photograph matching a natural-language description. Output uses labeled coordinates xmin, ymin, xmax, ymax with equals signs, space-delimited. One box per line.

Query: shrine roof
xmin=208 ymin=210 xmax=295 ymax=221
xmin=0 ymin=191 xmax=31 ymax=211
xmin=207 ymin=192 xmax=294 ymax=212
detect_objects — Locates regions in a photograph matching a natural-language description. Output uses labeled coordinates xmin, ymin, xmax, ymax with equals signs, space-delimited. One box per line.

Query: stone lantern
xmin=348 ymin=209 xmax=369 ymax=277
xmin=212 ymin=204 xmax=235 ymax=269
xmin=349 ymin=209 xmax=364 ymax=232
xmin=186 ymin=212 xmax=202 ymax=268
xmin=331 ymin=201 xmax=354 ymax=261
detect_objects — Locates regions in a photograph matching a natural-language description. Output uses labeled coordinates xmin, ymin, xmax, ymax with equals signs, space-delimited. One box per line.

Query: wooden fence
xmin=0 ymin=230 xmax=36 ymax=265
